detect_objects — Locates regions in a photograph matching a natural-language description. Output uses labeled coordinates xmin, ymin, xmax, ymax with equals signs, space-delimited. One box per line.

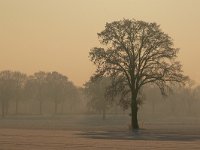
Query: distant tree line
xmin=1 ymin=70 xmax=200 ymax=121
xmin=84 ymin=77 xmax=200 ymax=121
xmin=140 ymin=82 xmax=200 ymax=119
xmin=0 ymin=70 xmax=81 ymax=117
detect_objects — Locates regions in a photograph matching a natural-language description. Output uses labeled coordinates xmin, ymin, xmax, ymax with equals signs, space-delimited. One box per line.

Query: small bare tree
xmin=84 ymin=77 xmax=111 ymax=120
xmin=89 ymin=19 xmax=187 ymax=130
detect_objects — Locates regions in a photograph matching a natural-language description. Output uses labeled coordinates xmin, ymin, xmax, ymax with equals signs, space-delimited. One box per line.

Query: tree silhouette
xmin=12 ymin=71 xmax=27 ymax=115
xmin=89 ymin=19 xmax=187 ymax=130
xmin=84 ymin=77 xmax=111 ymax=120
xmin=46 ymin=71 xmax=70 ymax=114
xmin=0 ymin=71 xmax=26 ymax=117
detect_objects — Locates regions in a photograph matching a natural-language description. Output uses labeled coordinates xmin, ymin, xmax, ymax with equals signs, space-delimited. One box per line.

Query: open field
xmin=0 ymin=115 xmax=200 ymax=150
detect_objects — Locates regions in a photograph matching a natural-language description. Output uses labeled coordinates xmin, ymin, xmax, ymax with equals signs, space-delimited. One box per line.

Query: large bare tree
xmin=89 ymin=19 xmax=187 ymax=130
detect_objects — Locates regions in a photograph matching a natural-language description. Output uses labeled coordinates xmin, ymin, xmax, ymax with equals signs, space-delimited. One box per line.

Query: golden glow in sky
xmin=0 ymin=0 xmax=200 ymax=86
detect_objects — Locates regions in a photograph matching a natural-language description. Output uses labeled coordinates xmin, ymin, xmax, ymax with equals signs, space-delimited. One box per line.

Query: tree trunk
xmin=5 ymin=101 xmax=8 ymax=116
xmin=61 ymin=100 xmax=64 ymax=114
xmin=1 ymin=100 xmax=5 ymax=118
xmin=16 ymin=99 xmax=18 ymax=115
xmin=152 ymin=100 xmax=155 ymax=115
xmin=102 ymin=109 xmax=106 ymax=120
xmin=55 ymin=102 xmax=58 ymax=114
xmin=39 ymin=100 xmax=42 ymax=115
xmin=131 ymin=94 xmax=139 ymax=130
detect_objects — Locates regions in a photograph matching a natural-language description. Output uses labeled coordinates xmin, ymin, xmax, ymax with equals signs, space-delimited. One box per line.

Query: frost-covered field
xmin=0 ymin=115 xmax=200 ymax=150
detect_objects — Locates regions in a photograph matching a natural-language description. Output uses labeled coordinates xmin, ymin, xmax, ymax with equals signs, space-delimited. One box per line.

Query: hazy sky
xmin=0 ymin=0 xmax=200 ymax=86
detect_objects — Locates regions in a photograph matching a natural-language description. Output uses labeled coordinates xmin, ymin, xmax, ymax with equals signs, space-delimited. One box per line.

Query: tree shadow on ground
xmin=77 ymin=129 xmax=200 ymax=141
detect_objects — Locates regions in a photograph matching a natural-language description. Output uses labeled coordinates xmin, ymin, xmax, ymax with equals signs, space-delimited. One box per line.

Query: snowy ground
xmin=0 ymin=115 xmax=200 ymax=150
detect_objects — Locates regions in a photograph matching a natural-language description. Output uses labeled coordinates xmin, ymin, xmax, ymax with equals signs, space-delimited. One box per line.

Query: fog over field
xmin=0 ymin=0 xmax=200 ymax=149
xmin=0 ymin=71 xmax=200 ymax=149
